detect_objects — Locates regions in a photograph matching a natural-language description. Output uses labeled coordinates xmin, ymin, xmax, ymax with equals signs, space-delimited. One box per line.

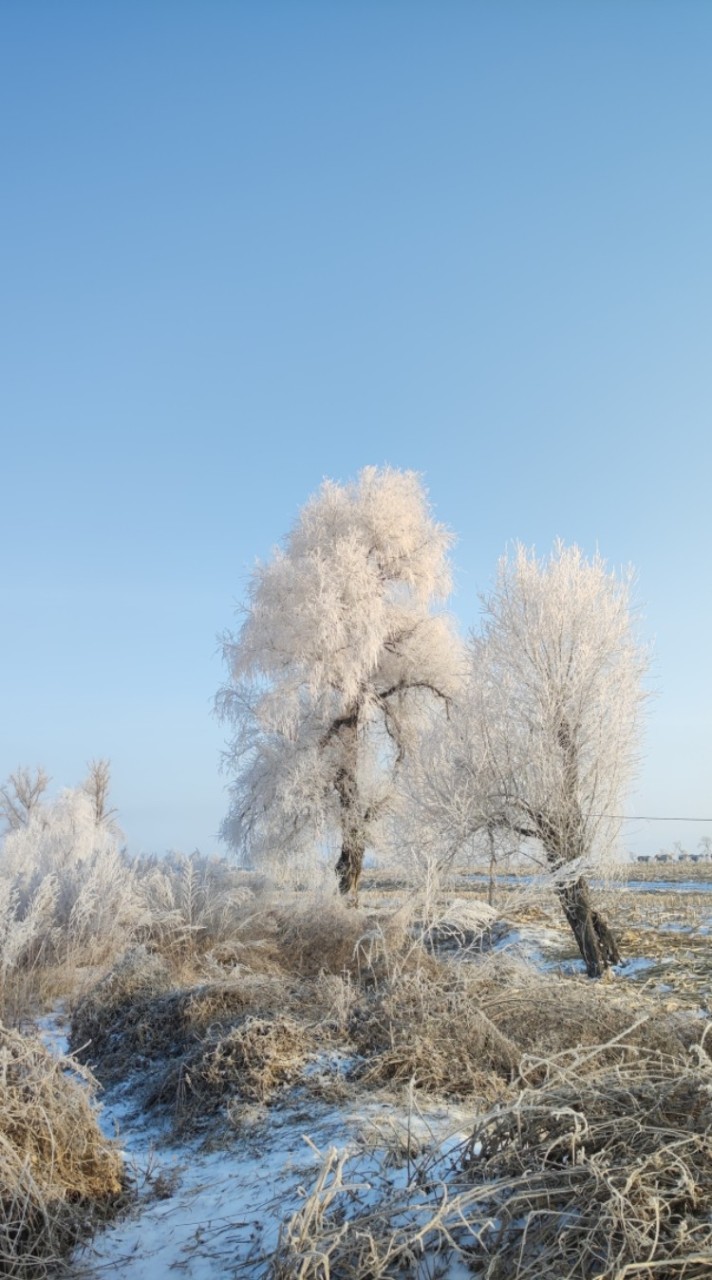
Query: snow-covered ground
xmin=38 ymin=1009 xmax=475 ymax=1279
xmin=35 ymin=896 xmax=710 ymax=1278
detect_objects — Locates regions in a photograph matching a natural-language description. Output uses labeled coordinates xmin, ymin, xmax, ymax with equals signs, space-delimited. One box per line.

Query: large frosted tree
xmin=216 ymin=466 xmax=462 ymax=893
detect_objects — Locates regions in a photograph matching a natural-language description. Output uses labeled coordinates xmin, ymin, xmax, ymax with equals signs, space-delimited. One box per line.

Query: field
xmin=3 ymin=857 xmax=711 ymax=1279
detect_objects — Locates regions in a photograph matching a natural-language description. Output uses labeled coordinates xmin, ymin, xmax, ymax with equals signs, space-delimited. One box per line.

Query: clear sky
xmin=1 ymin=1 xmax=710 ymax=859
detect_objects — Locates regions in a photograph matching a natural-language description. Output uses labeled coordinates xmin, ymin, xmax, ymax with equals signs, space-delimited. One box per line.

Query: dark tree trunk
xmin=335 ymin=831 xmax=366 ymax=896
xmin=536 ymin=716 xmax=622 ymax=978
xmin=556 ymin=876 xmax=620 ymax=978
xmin=333 ymin=716 xmax=365 ymax=899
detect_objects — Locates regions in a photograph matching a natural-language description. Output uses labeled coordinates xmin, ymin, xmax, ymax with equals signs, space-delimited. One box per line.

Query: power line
xmin=612 ymin=815 xmax=712 ymax=823
xmin=531 ymin=813 xmax=712 ymax=823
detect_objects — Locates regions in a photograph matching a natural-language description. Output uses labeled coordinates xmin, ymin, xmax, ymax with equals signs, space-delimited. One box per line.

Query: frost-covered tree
xmin=0 ymin=766 xmax=50 ymax=833
xmin=216 ymin=466 xmax=463 ymax=893
xmin=471 ymin=542 xmax=649 ymax=975
xmin=1 ymin=788 xmax=119 ymax=881
xmin=404 ymin=542 xmax=648 ymax=976
xmin=82 ymin=759 xmax=119 ymax=833
xmin=0 ymin=784 xmax=135 ymax=982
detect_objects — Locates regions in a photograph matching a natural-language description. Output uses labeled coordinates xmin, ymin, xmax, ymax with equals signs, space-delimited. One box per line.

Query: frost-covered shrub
xmin=131 ymin=850 xmax=257 ymax=959
xmin=0 ymin=788 xmax=142 ymax=1014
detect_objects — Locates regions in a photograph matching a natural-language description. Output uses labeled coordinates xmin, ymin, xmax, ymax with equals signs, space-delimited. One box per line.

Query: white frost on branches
xmin=216 ymin=466 xmax=463 ymax=885
xmin=398 ymin=541 xmax=649 ymax=884
xmin=0 ymin=770 xmax=136 ymax=978
xmin=475 ymin=542 xmax=649 ymax=876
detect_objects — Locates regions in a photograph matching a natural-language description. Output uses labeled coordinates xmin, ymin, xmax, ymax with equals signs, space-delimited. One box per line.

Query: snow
xmin=612 ymin=955 xmax=661 ymax=978
xmin=36 ymin=1010 xmax=478 ymax=1279
xmin=490 ymin=922 xmax=581 ymax=972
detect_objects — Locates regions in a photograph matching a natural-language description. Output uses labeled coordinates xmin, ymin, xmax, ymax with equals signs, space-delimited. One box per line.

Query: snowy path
xmin=38 ymin=1009 xmax=471 ymax=1279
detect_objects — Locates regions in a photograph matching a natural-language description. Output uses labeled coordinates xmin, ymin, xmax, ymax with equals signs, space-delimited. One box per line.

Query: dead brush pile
xmin=146 ymin=1015 xmax=313 ymax=1129
xmin=0 ymin=1022 xmax=122 ymax=1278
xmin=70 ymin=944 xmax=332 ymax=1129
xmin=470 ymin=955 xmax=688 ymax=1062
xmin=273 ymin=1039 xmax=712 ymax=1279
xmin=349 ymin=962 xmax=519 ymax=1099
xmin=70 ymin=945 xmax=175 ymax=1077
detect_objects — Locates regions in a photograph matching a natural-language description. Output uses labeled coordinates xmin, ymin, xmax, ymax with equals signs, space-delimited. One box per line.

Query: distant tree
xmin=699 ymin=836 xmax=712 ymax=860
xmin=470 ymin=542 xmax=649 ymax=975
xmin=0 ymin=766 xmax=50 ymax=833
xmin=216 ymin=466 xmax=462 ymax=894
xmin=82 ymin=759 xmax=119 ymax=832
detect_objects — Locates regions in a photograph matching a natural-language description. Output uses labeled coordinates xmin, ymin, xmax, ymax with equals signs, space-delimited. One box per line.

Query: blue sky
xmin=1 ymin=1 xmax=710 ymax=857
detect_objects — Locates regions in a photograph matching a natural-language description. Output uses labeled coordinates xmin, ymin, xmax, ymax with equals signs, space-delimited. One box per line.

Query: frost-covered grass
xmin=28 ymin=878 xmax=704 ymax=1278
xmin=0 ymin=1018 xmax=123 ymax=1278
xmin=0 ymin=818 xmax=267 ymax=1026
xmin=4 ymin=858 xmax=712 ymax=1278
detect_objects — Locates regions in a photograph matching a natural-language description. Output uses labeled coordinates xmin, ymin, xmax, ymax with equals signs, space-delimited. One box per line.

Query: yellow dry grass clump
xmin=350 ymin=963 xmax=519 ymax=1098
xmin=71 ymin=901 xmax=694 ymax=1136
xmin=348 ymin=953 xmax=688 ymax=1100
xmin=269 ymin=895 xmax=414 ymax=980
xmin=71 ymin=943 xmax=330 ymax=1130
xmin=0 ymin=1022 xmax=122 ymax=1277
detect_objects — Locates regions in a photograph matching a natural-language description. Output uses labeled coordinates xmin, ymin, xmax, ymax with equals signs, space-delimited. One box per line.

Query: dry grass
xmin=71 ymin=948 xmax=297 ymax=1075
xmin=347 ymin=953 xmax=687 ymax=1101
xmin=273 ymin=1037 xmax=712 ymax=1279
xmin=350 ymin=963 xmax=519 ymax=1099
xmin=69 ymin=944 xmax=341 ymax=1130
xmin=269 ymin=895 xmax=415 ymax=981
xmin=147 ymin=1014 xmax=314 ymax=1130
xmin=71 ymin=910 xmax=692 ymax=1126
xmin=69 ymin=946 xmax=175 ymax=1076
xmin=0 ymin=1022 xmax=123 ymax=1277
xmin=625 ymin=861 xmax=712 ymax=884
xmin=472 ymin=956 xmax=687 ymax=1062
xmin=460 ymin=1043 xmax=712 ymax=1278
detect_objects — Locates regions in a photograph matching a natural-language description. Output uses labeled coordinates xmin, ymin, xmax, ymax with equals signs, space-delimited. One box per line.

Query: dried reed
xmin=273 ymin=1036 xmax=712 ymax=1279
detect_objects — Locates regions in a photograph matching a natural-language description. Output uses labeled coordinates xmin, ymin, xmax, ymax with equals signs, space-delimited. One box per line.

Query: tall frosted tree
xmin=403 ymin=542 xmax=649 ymax=976
xmin=216 ymin=466 xmax=462 ymax=893
xmin=475 ymin=542 xmax=648 ymax=975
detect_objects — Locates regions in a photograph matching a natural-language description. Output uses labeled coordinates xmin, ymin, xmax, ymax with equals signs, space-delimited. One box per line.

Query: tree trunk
xmin=556 ymin=876 xmax=620 ymax=978
xmin=335 ymin=830 xmax=366 ymax=897
xmin=534 ymin=727 xmax=621 ymax=979
xmin=333 ymin=716 xmax=365 ymax=899
xmin=487 ymin=826 xmax=497 ymax=908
